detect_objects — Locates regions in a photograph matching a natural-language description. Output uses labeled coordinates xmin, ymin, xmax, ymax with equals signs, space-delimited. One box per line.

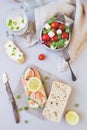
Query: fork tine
xmin=62 ymin=48 xmax=77 ymax=81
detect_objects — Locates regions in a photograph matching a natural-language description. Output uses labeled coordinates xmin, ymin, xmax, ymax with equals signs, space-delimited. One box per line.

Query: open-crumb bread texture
xmin=43 ymin=81 xmax=71 ymax=122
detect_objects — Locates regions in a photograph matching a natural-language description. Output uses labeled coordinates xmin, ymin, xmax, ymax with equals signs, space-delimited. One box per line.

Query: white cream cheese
xmin=7 ymin=16 xmax=26 ymax=31
xmin=4 ymin=40 xmax=23 ymax=61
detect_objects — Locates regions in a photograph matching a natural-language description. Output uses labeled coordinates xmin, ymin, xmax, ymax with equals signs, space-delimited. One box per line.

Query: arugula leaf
xmin=48 ymin=17 xmax=56 ymax=24
xmin=65 ymin=26 xmax=71 ymax=34
xmin=50 ymin=42 xmax=57 ymax=49
xmin=56 ymin=39 xmax=66 ymax=48
xmin=42 ymin=28 xmax=48 ymax=34
xmin=50 ymin=39 xmax=66 ymax=49
xmin=58 ymin=34 xmax=61 ymax=40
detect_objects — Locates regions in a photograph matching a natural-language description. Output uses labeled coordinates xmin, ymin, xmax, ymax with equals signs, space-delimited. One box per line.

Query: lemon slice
xmin=27 ymin=77 xmax=42 ymax=92
xmin=65 ymin=111 xmax=79 ymax=125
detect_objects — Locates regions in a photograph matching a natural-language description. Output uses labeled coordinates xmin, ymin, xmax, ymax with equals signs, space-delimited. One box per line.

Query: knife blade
xmin=2 ymin=73 xmax=20 ymax=123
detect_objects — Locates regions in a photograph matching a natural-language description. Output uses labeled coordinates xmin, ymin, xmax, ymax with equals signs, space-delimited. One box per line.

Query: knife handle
xmin=12 ymin=98 xmax=20 ymax=123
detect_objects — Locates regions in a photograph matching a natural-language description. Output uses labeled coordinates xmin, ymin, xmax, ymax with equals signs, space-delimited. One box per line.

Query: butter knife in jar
xmin=2 ymin=73 xmax=20 ymax=123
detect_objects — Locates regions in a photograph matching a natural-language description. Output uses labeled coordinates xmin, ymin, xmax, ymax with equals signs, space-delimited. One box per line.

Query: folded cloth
xmin=35 ymin=0 xmax=87 ymax=71
xmin=21 ymin=22 xmax=38 ymax=48
xmin=20 ymin=0 xmax=45 ymax=48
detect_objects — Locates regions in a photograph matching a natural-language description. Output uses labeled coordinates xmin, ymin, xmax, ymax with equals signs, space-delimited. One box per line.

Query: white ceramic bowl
xmin=40 ymin=21 xmax=71 ymax=52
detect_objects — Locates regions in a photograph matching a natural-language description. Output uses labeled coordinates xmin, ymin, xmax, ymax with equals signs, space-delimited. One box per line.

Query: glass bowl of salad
xmin=40 ymin=17 xmax=71 ymax=52
xmin=4 ymin=8 xmax=28 ymax=36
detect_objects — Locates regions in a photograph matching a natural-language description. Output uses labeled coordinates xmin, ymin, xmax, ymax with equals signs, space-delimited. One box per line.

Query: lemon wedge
xmin=27 ymin=77 xmax=42 ymax=92
xmin=65 ymin=111 xmax=79 ymax=125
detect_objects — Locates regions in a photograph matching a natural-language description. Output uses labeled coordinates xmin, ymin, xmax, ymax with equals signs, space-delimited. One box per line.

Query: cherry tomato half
xmin=59 ymin=23 xmax=65 ymax=31
xmin=62 ymin=32 xmax=69 ymax=39
xmin=42 ymin=34 xmax=51 ymax=42
xmin=51 ymin=21 xmax=59 ymax=29
xmin=51 ymin=35 xmax=58 ymax=42
xmin=52 ymin=28 xmax=57 ymax=34
xmin=43 ymin=41 xmax=51 ymax=47
xmin=38 ymin=54 xmax=46 ymax=60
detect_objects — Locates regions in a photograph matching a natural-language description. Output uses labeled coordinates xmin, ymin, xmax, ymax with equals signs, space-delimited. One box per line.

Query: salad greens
xmin=48 ymin=17 xmax=56 ymax=24
xmin=50 ymin=39 xmax=66 ymax=49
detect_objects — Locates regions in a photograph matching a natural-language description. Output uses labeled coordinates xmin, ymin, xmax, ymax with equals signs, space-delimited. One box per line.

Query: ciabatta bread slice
xmin=4 ymin=40 xmax=25 ymax=63
xmin=43 ymin=81 xmax=71 ymax=122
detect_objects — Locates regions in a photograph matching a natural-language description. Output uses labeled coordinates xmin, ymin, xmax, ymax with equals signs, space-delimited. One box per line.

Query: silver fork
xmin=62 ymin=48 xmax=77 ymax=81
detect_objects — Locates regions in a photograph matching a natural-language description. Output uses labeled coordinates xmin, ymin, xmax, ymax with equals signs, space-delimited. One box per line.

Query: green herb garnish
xmin=24 ymin=120 xmax=29 ymax=124
xmin=11 ymin=53 xmax=15 ymax=56
xmin=48 ymin=17 xmax=56 ymax=24
xmin=18 ymin=108 xmax=23 ymax=112
xmin=9 ymin=45 xmax=11 ymax=47
xmin=75 ymin=104 xmax=79 ymax=107
xmin=27 ymin=96 xmax=31 ymax=101
xmin=38 ymin=106 xmax=41 ymax=109
xmin=13 ymin=47 xmax=16 ymax=50
xmin=24 ymin=106 xmax=29 ymax=111
xmin=16 ymin=26 xmax=20 ymax=30
xmin=45 ymin=76 xmax=49 ymax=80
xmin=10 ymin=26 xmax=14 ymax=31
xmin=8 ymin=19 xmax=12 ymax=26
xmin=19 ymin=54 xmax=21 ymax=57
xmin=13 ymin=21 xmax=17 ymax=25
xmin=16 ymin=95 xmax=21 ymax=99
xmin=21 ymin=19 xmax=25 ymax=24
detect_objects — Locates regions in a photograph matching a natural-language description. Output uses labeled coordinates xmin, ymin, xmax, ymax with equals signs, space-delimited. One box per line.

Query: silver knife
xmin=2 ymin=73 xmax=20 ymax=123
